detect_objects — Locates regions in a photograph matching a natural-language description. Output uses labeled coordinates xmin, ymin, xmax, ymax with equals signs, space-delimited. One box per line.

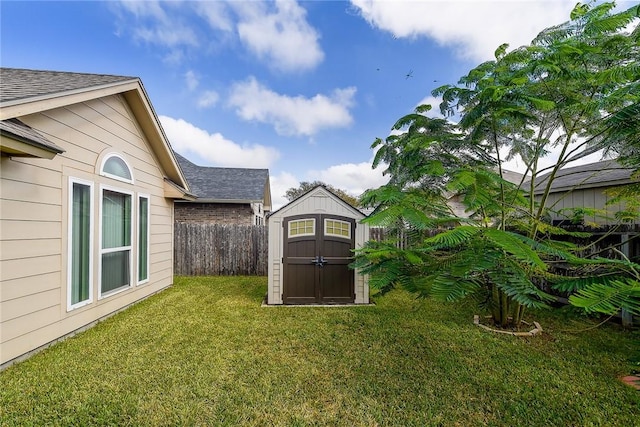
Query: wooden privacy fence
xmin=174 ymin=223 xmax=439 ymax=276
xmin=174 ymin=223 xmax=268 ymax=276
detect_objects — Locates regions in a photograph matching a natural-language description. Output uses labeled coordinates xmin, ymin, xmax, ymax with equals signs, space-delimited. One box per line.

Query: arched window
xmin=100 ymin=154 xmax=133 ymax=183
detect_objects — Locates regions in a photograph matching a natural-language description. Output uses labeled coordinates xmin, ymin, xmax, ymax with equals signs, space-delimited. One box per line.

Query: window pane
xmin=138 ymin=197 xmax=149 ymax=282
xmin=103 ymin=156 xmax=132 ymax=181
xmin=102 ymin=190 xmax=131 ymax=249
xmin=71 ymin=183 xmax=91 ymax=305
xmin=102 ymin=250 xmax=130 ymax=293
xmin=289 ymin=219 xmax=315 ymax=237
xmin=325 ymin=219 xmax=350 ymax=238
xmin=101 ymin=189 xmax=132 ymax=295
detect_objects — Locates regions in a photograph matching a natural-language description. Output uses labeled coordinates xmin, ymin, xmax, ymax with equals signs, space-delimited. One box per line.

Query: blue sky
xmin=2 ymin=1 xmax=637 ymax=208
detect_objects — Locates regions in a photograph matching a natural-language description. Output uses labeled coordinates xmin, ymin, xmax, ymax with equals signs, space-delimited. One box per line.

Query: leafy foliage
xmin=570 ymin=279 xmax=640 ymax=315
xmin=357 ymin=2 xmax=640 ymax=326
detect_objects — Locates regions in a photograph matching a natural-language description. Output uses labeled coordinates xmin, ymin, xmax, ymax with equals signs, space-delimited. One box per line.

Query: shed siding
xmin=0 ymin=94 xmax=175 ymax=366
xmin=267 ymin=188 xmax=369 ymax=305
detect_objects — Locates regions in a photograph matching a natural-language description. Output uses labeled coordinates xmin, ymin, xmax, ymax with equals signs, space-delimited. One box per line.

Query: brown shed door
xmin=283 ymin=214 xmax=355 ymax=304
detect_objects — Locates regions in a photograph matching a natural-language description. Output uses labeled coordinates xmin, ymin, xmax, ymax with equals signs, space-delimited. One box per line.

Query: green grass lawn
xmin=1 ymin=276 xmax=638 ymax=426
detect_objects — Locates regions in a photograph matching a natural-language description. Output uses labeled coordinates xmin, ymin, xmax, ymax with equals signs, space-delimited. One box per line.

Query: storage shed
xmin=267 ymin=186 xmax=369 ymax=305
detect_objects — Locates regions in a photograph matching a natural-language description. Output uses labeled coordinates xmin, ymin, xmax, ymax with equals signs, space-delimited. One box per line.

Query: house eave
xmin=1 ymin=78 xmax=191 ymax=193
xmin=0 ymin=134 xmax=62 ymax=159
xmin=532 ymin=179 xmax=634 ymax=195
xmin=121 ymin=87 xmax=189 ymax=191
xmin=176 ymin=198 xmax=261 ymax=204
xmin=0 ymin=80 xmax=141 ymax=120
xmin=163 ymin=178 xmax=197 ymax=200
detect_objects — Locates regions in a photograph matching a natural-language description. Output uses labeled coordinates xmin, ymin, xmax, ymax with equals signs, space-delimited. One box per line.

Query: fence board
xmin=174 ymin=223 xmax=268 ymax=276
xmin=174 ymin=223 xmax=406 ymax=276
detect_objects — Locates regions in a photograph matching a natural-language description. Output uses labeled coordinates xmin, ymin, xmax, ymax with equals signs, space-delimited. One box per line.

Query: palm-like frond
xmin=352 ymin=241 xmax=414 ymax=295
xmin=507 ymin=232 xmax=578 ymax=261
xmin=483 ymin=229 xmax=546 ymax=268
xmin=423 ymin=225 xmax=480 ymax=249
xmin=551 ymin=274 xmax=620 ymax=293
xmin=429 ymin=274 xmax=481 ymax=302
xmin=491 ymin=270 xmax=554 ymax=309
xmin=569 ymin=279 xmax=640 ymax=315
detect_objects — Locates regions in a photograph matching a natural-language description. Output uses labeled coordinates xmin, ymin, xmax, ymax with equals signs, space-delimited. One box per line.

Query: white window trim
xmin=137 ymin=193 xmax=150 ymax=286
xmin=324 ymin=218 xmax=352 ymax=239
xmin=67 ymin=177 xmax=94 ymax=311
xmin=98 ymin=184 xmax=134 ymax=299
xmin=288 ymin=218 xmax=316 ymax=238
xmin=99 ymin=153 xmax=134 ymax=184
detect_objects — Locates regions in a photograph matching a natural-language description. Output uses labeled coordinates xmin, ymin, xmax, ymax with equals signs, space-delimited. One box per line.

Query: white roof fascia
xmin=0 ymin=80 xmax=140 ymax=120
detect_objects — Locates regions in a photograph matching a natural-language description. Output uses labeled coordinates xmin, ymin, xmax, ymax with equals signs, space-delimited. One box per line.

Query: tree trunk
xmin=514 ymin=304 xmax=526 ymax=326
xmin=491 ymin=284 xmax=502 ymax=324
xmin=491 ymin=285 xmax=524 ymax=328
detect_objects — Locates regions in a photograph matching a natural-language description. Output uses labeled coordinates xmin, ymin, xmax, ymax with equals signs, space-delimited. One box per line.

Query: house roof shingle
xmin=175 ymin=153 xmax=269 ymax=202
xmin=0 ymin=68 xmax=137 ymax=105
xmin=0 ymin=67 xmax=191 ymax=194
xmin=531 ymin=159 xmax=635 ymax=194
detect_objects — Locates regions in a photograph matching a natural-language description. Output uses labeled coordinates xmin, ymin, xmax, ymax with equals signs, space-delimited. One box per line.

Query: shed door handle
xmin=310 ymin=256 xmax=328 ymax=267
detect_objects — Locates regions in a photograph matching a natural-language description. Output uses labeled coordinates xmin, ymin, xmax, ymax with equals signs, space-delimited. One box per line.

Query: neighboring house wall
xmin=1 ymin=94 xmax=176 ymax=367
xmin=530 ymin=160 xmax=637 ymax=226
xmin=542 ymin=186 xmax=631 ymax=226
xmin=251 ymin=202 xmax=266 ymax=225
xmin=175 ymin=202 xmax=254 ymax=225
xmin=173 ymin=153 xmax=271 ymax=227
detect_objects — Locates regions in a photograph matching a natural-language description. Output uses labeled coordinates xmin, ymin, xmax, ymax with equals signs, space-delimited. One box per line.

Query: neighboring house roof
xmin=0 ymin=67 xmax=192 ymax=197
xmin=529 ymin=159 xmax=635 ymax=194
xmin=175 ymin=152 xmax=271 ymax=209
xmin=502 ymin=169 xmax=525 ymax=185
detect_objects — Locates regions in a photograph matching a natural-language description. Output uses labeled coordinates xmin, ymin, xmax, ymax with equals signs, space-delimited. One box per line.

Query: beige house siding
xmin=1 ymin=94 xmax=175 ymax=366
xmin=267 ymin=187 xmax=369 ymax=305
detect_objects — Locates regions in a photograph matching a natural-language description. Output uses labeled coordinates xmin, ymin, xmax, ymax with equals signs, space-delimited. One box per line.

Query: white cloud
xmin=228 ymin=76 xmax=356 ymax=136
xmin=115 ymin=1 xmax=199 ymax=49
xmin=350 ymin=0 xmax=577 ymax=62
xmin=160 ymin=115 xmax=279 ymax=168
xmin=502 ymin=144 xmax=607 ymax=176
xmin=308 ymin=159 xmax=389 ymax=198
xmin=232 ymin=0 xmax=324 ymax=72
xmin=114 ymin=0 xmax=324 ymax=72
xmin=194 ymin=1 xmax=234 ymax=33
xmin=415 ymin=95 xmax=444 ymax=118
xmin=185 ymin=70 xmax=199 ymax=91
xmin=270 ymin=160 xmax=389 ymax=211
xmin=270 ymin=171 xmax=301 ymax=210
xmin=197 ymin=90 xmax=220 ymax=108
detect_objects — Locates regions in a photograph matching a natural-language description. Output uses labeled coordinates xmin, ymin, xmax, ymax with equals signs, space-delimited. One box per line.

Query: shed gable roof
xmin=175 ymin=152 xmax=270 ymax=206
xmin=270 ymin=185 xmax=365 ymax=219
